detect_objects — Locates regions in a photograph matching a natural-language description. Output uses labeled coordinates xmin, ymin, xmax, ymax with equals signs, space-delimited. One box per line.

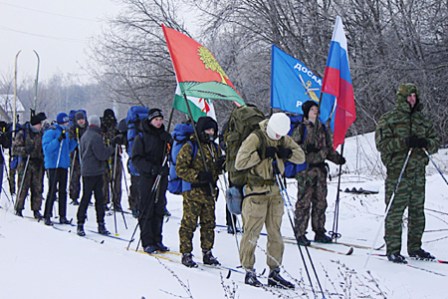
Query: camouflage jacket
xmin=292 ymin=119 xmax=343 ymax=166
xmin=235 ymin=119 xmax=305 ymax=195
xmin=176 ymin=137 xmax=221 ymax=202
xmin=12 ymin=123 xmax=44 ymax=161
xmin=375 ymin=83 xmax=439 ymax=172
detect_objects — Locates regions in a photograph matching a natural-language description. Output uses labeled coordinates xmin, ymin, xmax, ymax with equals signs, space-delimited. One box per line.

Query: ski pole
xmin=364 ymin=148 xmax=413 ymax=267
xmin=112 ymin=144 xmax=127 ymax=230
xmin=424 ymin=148 xmax=448 ymax=188
xmin=15 ymin=155 xmax=30 ymax=212
xmin=273 ymin=160 xmax=323 ymax=299
xmin=330 ymin=144 xmax=345 ymax=241
xmin=0 ymin=145 xmax=13 ymax=199
xmin=50 ymin=139 xmax=64 ymax=220
xmin=69 ymin=150 xmax=77 ymax=185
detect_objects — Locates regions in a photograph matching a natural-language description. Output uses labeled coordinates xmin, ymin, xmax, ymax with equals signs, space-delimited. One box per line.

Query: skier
xmin=42 ymin=112 xmax=77 ymax=226
xmin=13 ymin=112 xmax=47 ymax=219
xmin=100 ymin=109 xmax=124 ymax=212
xmin=0 ymin=120 xmax=11 ymax=199
xmin=131 ymin=108 xmax=171 ymax=253
xmin=76 ymin=115 xmax=115 ymax=236
xmin=235 ymin=112 xmax=305 ymax=288
xmin=375 ymin=83 xmax=439 ymax=263
xmin=292 ymin=101 xmax=346 ymax=246
xmin=176 ymin=116 xmax=222 ymax=268
xmin=68 ymin=111 xmax=88 ymax=205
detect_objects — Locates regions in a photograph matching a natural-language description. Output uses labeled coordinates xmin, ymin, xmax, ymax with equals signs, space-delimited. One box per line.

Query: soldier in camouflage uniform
xmin=235 ymin=112 xmax=305 ymax=288
xmin=375 ymin=83 xmax=439 ymax=263
xmin=100 ymin=109 xmax=124 ymax=211
xmin=69 ymin=111 xmax=88 ymax=205
xmin=292 ymin=101 xmax=346 ymax=246
xmin=176 ymin=116 xmax=223 ymax=268
xmin=13 ymin=112 xmax=47 ymax=219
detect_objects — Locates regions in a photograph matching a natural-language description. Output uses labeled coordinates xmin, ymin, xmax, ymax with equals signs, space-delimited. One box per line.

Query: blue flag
xmin=270 ymin=45 xmax=335 ymax=123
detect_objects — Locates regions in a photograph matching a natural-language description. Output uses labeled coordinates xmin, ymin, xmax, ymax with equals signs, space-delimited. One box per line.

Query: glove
xmin=197 ymin=171 xmax=213 ymax=183
xmin=416 ymin=138 xmax=428 ymax=148
xmin=58 ymin=131 xmax=66 ymax=142
xmin=338 ymin=156 xmax=346 ymax=165
xmin=306 ymin=144 xmax=319 ymax=153
xmin=111 ymin=135 xmax=124 ymax=146
xmin=277 ymin=147 xmax=292 ymax=159
xmin=215 ymin=156 xmax=226 ymax=171
xmin=406 ymin=136 xmax=419 ymax=148
xmin=25 ymin=144 xmax=34 ymax=155
xmin=258 ymin=146 xmax=277 ymax=159
xmin=159 ymin=165 xmax=169 ymax=176
xmin=160 ymin=132 xmax=172 ymax=143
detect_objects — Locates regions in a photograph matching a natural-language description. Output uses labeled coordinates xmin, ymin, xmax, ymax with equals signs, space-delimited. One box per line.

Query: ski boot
xmin=202 ymin=250 xmax=220 ymax=266
xmin=156 ymin=242 xmax=169 ymax=252
xmin=144 ymin=245 xmax=159 ymax=254
xmin=181 ymin=253 xmax=198 ymax=268
xmin=387 ymin=252 xmax=407 ymax=264
xmin=59 ymin=217 xmax=72 ymax=224
xmin=268 ymin=268 xmax=295 ymax=289
xmin=297 ymin=235 xmax=311 ymax=246
xmin=409 ymin=248 xmax=435 ymax=260
xmin=98 ymin=222 xmax=110 ymax=235
xmin=314 ymin=232 xmax=332 ymax=243
xmin=33 ymin=210 xmax=43 ymax=220
xmin=77 ymin=224 xmax=86 ymax=236
xmin=245 ymin=269 xmax=263 ymax=287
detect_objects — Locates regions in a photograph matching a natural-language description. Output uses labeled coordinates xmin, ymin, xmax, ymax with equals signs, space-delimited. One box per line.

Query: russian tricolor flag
xmin=321 ymin=16 xmax=356 ymax=149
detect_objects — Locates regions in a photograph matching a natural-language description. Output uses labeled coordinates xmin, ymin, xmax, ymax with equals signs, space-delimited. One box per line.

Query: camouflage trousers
xmin=179 ymin=193 xmax=216 ymax=254
xmin=9 ymin=167 xmax=16 ymax=195
xmin=294 ymin=166 xmax=328 ymax=236
xmin=102 ymin=160 xmax=122 ymax=209
xmin=240 ymin=193 xmax=284 ymax=271
xmin=385 ymin=166 xmax=426 ymax=255
xmin=15 ymin=159 xmax=44 ymax=212
xmin=69 ymin=154 xmax=81 ymax=200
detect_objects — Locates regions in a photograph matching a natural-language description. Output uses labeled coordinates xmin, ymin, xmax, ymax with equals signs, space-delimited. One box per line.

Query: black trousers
xmin=226 ymin=205 xmax=237 ymax=227
xmin=77 ymin=175 xmax=106 ymax=225
xmin=138 ymin=174 xmax=167 ymax=248
xmin=44 ymin=168 xmax=68 ymax=219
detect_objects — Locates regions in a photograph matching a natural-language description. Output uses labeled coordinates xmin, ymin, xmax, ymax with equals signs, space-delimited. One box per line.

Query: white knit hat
xmin=266 ymin=112 xmax=290 ymax=140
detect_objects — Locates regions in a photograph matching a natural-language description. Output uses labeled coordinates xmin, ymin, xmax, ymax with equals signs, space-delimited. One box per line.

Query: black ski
xmin=51 ymin=224 xmax=105 ymax=244
xmin=87 ymin=229 xmax=134 ymax=243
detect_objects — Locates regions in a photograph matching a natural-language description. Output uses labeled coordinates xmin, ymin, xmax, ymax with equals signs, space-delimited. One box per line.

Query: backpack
xmin=284 ymin=114 xmax=307 ymax=178
xmin=167 ymin=123 xmax=196 ymax=194
xmin=125 ymin=106 xmax=149 ymax=176
xmin=224 ymin=105 xmax=266 ymax=187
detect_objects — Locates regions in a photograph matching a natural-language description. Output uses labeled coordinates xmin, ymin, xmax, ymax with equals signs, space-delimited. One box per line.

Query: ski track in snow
xmin=1 ymin=132 xmax=447 ymax=299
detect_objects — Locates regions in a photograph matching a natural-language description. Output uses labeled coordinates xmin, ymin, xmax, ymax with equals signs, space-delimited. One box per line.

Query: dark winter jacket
xmin=80 ymin=125 xmax=114 ymax=177
xmin=12 ymin=122 xmax=44 ymax=161
xmin=42 ymin=124 xmax=77 ymax=169
xmin=131 ymin=120 xmax=171 ymax=177
xmin=375 ymin=83 xmax=439 ymax=174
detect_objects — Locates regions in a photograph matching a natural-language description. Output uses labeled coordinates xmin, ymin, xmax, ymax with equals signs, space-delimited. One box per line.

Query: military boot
xmin=181 ymin=253 xmax=198 ymax=268
xmin=245 ymin=270 xmax=263 ymax=287
xmin=202 ymin=250 xmax=220 ymax=266
xmin=268 ymin=268 xmax=295 ymax=289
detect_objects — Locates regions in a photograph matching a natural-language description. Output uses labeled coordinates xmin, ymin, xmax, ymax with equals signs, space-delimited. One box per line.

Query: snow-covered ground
xmin=1 ymin=132 xmax=448 ymax=299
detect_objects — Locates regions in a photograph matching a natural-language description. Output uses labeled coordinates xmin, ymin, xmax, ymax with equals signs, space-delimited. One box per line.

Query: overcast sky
xmin=0 ymin=0 xmax=122 ymax=83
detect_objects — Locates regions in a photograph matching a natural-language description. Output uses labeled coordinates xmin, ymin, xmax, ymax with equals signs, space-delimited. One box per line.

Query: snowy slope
xmin=1 ymin=132 xmax=448 ymax=299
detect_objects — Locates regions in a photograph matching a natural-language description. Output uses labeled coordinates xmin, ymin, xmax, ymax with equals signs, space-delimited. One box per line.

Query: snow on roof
xmin=0 ymin=94 xmax=25 ymax=113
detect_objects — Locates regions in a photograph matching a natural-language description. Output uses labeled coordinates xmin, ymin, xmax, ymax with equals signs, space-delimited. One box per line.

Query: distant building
xmin=0 ymin=94 xmax=25 ymax=123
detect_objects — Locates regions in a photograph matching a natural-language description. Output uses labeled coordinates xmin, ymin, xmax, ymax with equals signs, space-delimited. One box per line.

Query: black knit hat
xmin=301 ymin=101 xmax=318 ymax=119
xmin=75 ymin=111 xmax=86 ymax=121
xmin=147 ymin=108 xmax=163 ymax=122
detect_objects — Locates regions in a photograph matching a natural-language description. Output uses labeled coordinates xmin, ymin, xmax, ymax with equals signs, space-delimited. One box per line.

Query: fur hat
xmin=266 ymin=113 xmax=290 ymax=140
xmin=147 ymin=108 xmax=163 ymax=122
xmin=56 ymin=112 xmax=69 ymax=124
xmin=196 ymin=116 xmax=218 ymax=134
xmin=301 ymin=101 xmax=318 ymax=119
xmin=31 ymin=112 xmax=47 ymax=126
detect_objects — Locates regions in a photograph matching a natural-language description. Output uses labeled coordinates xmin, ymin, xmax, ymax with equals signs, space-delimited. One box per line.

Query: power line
xmin=0 ymin=1 xmax=100 ymax=22
xmin=0 ymin=25 xmax=85 ymax=43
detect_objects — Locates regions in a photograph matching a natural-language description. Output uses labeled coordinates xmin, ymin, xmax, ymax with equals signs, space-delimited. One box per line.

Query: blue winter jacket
xmin=42 ymin=124 xmax=78 ymax=169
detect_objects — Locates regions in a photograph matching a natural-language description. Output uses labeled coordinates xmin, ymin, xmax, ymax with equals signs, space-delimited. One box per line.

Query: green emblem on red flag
xmin=162 ymin=24 xmax=245 ymax=106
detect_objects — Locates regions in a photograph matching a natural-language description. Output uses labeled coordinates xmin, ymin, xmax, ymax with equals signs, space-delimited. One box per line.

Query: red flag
xmin=162 ymin=24 xmax=245 ymax=105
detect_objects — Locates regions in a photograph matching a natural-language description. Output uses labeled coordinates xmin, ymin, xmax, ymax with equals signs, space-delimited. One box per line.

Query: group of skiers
xmin=4 ymin=109 xmax=125 ymax=235
xmin=1 ymin=82 xmax=439 ymax=289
